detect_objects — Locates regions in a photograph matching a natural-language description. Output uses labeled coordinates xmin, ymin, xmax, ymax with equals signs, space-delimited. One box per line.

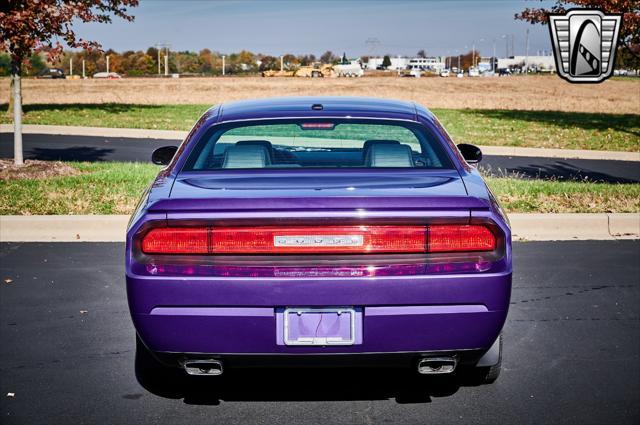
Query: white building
xmin=365 ymin=56 xmax=410 ymax=70
xmin=497 ymin=55 xmax=556 ymax=72
xmin=407 ymin=57 xmax=446 ymax=72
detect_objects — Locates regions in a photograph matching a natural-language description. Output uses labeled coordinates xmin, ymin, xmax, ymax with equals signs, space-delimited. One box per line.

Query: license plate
xmin=283 ymin=308 xmax=356 ymax=346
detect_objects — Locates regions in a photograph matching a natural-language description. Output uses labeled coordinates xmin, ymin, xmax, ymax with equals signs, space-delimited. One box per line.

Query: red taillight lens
xmin=141 ymin=225 xmax=496 ymax=255
xmin=429 ymin=225 xmax=496 ymax=252
xmin=141 ymin=227 xmax=209 ymax=254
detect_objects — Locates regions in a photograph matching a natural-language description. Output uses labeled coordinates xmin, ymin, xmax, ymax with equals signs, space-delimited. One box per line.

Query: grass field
xmin=1 ymin=162 xmax=638 ymax=215
xmin=2 ymin=103 xmax=637 ymax=151
xmin=2 ymin=76 xmax=638 ymax=113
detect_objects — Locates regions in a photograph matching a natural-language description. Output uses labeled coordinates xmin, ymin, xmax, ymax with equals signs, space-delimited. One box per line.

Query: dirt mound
xmin=0 ymin=159 xmax=80 ymax=180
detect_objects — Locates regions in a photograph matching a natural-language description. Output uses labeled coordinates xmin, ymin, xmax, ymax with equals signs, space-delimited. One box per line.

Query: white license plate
xmin=283 ymin=308 xmax=356 ymax=346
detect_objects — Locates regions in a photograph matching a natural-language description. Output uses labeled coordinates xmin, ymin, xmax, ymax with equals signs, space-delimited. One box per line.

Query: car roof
xmin=210 ymin=96 xmax=434 ymax=123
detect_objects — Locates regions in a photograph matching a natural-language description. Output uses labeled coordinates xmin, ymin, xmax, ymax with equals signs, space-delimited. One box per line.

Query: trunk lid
xmin=149 ymin=170 xmax=489 ymax=214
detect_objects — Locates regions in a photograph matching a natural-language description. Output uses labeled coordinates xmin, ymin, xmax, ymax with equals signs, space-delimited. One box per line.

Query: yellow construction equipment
xmin=262 ymin=63 xmax=334 ymax=77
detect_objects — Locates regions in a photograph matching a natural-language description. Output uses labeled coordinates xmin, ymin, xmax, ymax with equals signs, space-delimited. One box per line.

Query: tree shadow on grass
xmin=464 ymin=109 xmax=640 ymax=137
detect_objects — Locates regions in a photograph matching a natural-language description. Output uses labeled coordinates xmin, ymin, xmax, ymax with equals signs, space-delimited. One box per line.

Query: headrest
xmin=222 ymin=144 xmax=271 ymax=169
xmin=363 ymin=139 xmax=400 ymax=151
xmin=366 ymin=143 xmax=414 ymax=168
xmin=236 ymin=140 xmax=274 ymax=160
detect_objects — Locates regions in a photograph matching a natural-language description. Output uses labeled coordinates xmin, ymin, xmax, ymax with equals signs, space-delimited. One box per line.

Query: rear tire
xmin=467 ymin=334 xmax=502 ymax=384
xmin=135 ymin=334 xmax=184 ymax=397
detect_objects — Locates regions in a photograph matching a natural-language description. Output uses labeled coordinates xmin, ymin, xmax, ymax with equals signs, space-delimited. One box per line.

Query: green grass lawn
xmin=1 ymin=103 xmax=638 ymax=152
xmin=1 ymin=161 xmax=638 ymax=215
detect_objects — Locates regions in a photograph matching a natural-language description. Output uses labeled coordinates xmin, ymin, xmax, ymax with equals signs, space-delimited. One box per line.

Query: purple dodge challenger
xmin=127 ymin=97 xmax=511 ymax=384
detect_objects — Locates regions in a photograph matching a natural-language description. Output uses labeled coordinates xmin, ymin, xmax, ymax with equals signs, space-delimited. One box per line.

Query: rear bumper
xmin=133 ymin=305 xmax=507 ymax=355
xmin=128 ymin=272 xmax=511 ymax=355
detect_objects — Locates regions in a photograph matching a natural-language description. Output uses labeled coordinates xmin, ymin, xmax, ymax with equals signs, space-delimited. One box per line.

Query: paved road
xmin=1 ymin=133 xmax=638 ymax=183
xmin=1 ymin=241 xmax=638 ymax=424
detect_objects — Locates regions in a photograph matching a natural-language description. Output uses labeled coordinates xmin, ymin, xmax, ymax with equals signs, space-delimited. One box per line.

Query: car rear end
xmin=126 ymin=104 xmax=512 ymax=379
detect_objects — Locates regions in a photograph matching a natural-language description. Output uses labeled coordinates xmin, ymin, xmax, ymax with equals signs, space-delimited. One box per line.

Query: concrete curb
xmin=0 ymin=124 xmax=186 ymax=140
xmin=509 ymin=213 xmax=639 ymax=241
xmin=479 ymin=146 xmax=640 ymax=162
xmin=2 ymin=124 xmax=638 ymax=162
xmin=1 ymin=213 xmax=638 ymax=242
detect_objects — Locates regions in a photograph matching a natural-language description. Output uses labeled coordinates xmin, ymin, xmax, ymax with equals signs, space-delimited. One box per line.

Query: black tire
xmin=135 ymin=334 xmax=184 ymax=398
xmin=467 ymin=335 xmax=502 ymax=384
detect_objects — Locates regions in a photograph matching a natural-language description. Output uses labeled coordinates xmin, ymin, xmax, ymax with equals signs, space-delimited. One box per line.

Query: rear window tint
xmin=183 ymin=120 xmax=452 ymax=171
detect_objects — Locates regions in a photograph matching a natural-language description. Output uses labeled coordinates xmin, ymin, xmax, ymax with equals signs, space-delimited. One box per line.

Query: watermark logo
xmin=549 ymin=9 xmax=622 ymax=83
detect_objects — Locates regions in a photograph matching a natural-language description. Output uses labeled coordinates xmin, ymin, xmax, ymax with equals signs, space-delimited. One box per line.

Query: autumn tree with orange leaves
xmin=0 ymin=0 xmax=138 ymax=165
xmin=515 ymin=0 xmax=639 ymax=57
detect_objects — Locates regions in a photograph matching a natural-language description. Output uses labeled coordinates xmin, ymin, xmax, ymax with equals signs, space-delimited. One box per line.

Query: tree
xmin=515 ymin=1 xmax=639 ymax=59
xmin=258 ymin=55 xmax=278 ymax=71
xmin=416 ymin=49 xmax=427 ymax=58
xmin=382 ymin=55 xmax=392 ymax=69
xmin=320 ymin=50 xmax=336 ymax=64
xmin=0 ymin=0 xmax=138 ymax=165
xmin=616 ymin=43 xmax=640 ymax=70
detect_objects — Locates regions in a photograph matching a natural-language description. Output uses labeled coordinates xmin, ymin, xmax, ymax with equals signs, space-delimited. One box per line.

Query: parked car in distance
xmin=36 ymin=68 xmax=65 ymax=79
xmin=93 ymin=72 xmax=122 ymax=79
xmin=468 ymin=68 xmax=480 ymax=77
xmin=439 ymin=69 xmax=450 ymax=77
xmin=128 ymin=97 xmax=512 ymax=388
xmin=498 ymin=68 xmax=512 ymax=76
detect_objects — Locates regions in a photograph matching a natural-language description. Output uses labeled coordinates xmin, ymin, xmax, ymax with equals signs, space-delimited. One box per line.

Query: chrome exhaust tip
xmin=183 ymin=359 xmax=223 ymax=376
xmin=417 ymin=357 xmax=457 ymax=375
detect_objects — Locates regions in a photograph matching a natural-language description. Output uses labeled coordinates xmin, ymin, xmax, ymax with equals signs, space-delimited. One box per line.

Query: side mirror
xmin=457 ymin=143 xmax=482 ymax=164
xmin=151 ymin=146 xmax=178 ymax=165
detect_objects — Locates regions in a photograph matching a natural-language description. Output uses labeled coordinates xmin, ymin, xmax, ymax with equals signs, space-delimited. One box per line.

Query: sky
xmin=74 ymin=0 xmax=557 ymax=57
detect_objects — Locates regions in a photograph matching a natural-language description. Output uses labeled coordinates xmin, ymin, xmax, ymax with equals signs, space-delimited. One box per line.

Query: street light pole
xmin=525 ymin=28 xmax=530 ymax=74
xmin=280 ymin=55 xmax=284 ymax=72
xmin=106 ymin=55 xmax=110 ymax=74
xmin=222 ymin=55 xmax=226 ymax=76
xmin=492 ymin=38 xmax=497 ymax=72
xmin=472 ymin=43 xmax=475 ymax=69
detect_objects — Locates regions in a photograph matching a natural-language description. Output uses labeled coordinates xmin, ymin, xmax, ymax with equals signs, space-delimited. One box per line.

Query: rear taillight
xmin=428 ymin=225 xmax=496 ymax=252
xmin=141 ymin=225 xmax=496 ymax=255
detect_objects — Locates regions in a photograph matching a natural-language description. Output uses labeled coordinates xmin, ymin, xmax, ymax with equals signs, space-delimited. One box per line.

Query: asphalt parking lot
xmin=1 ymin=133 xmax=639 ymax=183
xmin=1 ymin=241 xmax=639 ymax=425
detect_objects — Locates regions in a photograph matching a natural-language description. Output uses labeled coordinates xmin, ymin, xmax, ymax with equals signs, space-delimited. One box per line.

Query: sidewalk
xmin=2 ymin=124 xmax=639 ymax=162
xmin=1 ymin=214 xmax=638 ymax=242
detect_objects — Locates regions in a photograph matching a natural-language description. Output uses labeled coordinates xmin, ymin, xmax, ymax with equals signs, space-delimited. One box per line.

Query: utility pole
xmin=82 ymin=60 xmax=85 ymax=78
xmin=155 ymin=42 xmax=170 ymax=76
xmin=492 ymin=38 xmax=497 ymax=72
xmin=222 ymin=55 xmax=226 ymax=76
xmin=280 ymin=55 xmax=284 ymax=72
xmin=164 ymin=53 xmax=169 ymax=76
xmin=472 ymin=43 xmax=475 ymax=69
xmin=457 ymin=54 xmax=460 ymax=70
xmin=106 ymin=55 xmax=110 ymax=74
xmin=510 ymin=34 xmax=515 ymax=58
xmin=69 ymin=58 xmax=73 ymax=76
xmin=525 ymin=28 xmax=530 ymax=73
xmin=504 ymin=35 xmax=509 ymax=57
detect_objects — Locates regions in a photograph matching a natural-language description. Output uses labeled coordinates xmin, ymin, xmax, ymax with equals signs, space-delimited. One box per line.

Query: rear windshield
xmin=183 ymin=120 xmax=452 ymax=171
